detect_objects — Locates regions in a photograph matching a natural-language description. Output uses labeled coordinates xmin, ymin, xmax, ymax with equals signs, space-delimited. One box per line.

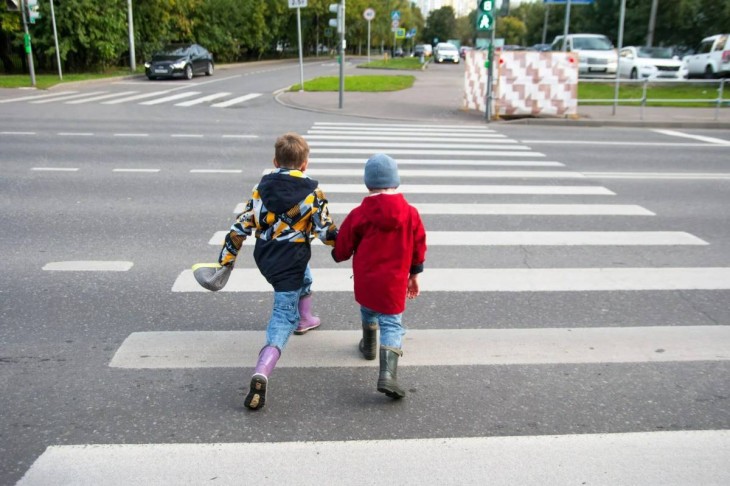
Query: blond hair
xmin=274 ymin=132 xmax=309 ymax=169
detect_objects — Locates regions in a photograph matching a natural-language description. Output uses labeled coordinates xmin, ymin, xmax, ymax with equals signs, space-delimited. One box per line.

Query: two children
xmin=219 ymin=133 xmax=426 ymax=410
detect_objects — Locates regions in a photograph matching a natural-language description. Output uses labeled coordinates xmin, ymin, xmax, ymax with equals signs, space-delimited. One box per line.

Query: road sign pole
xmin=127 ymin=0 xmax=136 ymax=72
xmin=562 ymin=0 xmax=572 ymax=51
xmin=486 ymin=25 xmax=495 ymax=122
xmin=50 ymin=0 xmax=62 ymax=80
xmin=296 ymin=6 xmax=305 ymax=92
xmin=612 ymin=0 xmax=626 ymax=116
xmin=367 ymin=20 xmax=371 ymax=63
xmin=338 ymin=0 xmax=345 ymax=109
xmin=19 ymin=0 xmax=36 ymax=87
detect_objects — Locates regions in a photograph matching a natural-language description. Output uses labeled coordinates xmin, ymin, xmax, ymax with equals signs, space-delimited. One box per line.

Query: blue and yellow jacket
xmin=219 ymin=168 xmax=337 ymax=291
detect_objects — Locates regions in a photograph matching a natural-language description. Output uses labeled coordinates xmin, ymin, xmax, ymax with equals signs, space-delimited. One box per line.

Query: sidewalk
xmin=276 ymin=65 xmax=730 ymax=128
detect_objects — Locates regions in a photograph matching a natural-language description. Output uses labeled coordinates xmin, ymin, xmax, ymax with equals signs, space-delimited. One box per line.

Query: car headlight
xmin=144 ymin=62 xmax=150 ymax=68
xmin=172 ymin=59 xmax=187 ymax=69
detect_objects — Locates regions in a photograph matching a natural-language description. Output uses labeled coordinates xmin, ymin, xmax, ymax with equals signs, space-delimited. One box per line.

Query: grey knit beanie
xmin=364 ymin=153 xmax=400 ymax=190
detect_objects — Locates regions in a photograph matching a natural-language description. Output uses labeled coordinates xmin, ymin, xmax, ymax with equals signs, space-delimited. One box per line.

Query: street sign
xmin=406 ymin=28 xmax=417 ymax=39
xmin=27 ymin=0 xmax=40 ymax=23
xmin=288 ymin=0 xmax=307 ymax=8
xmin=390 ymin=10 xmax=400 ymax=20
xmin=324 ymin=27 xmax=333 ymax=37
xmin=6 ymin=0 xmax=19 ymax=11
xmin=363 ymin=8 xmax=375 ymax=21
xmin=391 ymin=19 xmax=399 ymax=31
xmin=395 ymin=28 xmax=406 ymax=39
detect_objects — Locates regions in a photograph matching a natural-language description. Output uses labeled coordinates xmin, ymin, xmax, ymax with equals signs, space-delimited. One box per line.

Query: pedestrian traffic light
xmin=6 ymin=0 xmax=20 ymax=11
xmin=476 ymin=0 xmax=494 ymax=32
xmin=328 ymin=3 xmax=343 ymax=34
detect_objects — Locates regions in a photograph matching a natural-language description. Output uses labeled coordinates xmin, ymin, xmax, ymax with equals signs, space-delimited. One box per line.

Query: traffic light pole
xmin=338 ymin=0 xmax=345 ymax=109
xmin=19 ymin=0 xmax=36 ymax=87
xmin=485 ymin=25 xmax=495 ymax=122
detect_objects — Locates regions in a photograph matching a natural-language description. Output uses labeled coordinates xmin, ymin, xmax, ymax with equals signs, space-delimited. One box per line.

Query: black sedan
xmin=144 ymin=43 xmax=214 ymax=80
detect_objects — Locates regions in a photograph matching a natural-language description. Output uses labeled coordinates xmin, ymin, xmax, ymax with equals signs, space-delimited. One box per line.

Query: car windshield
xmin=439 ymin=44 xmax=457 ymax=52
xmin=637 ymin=47 xmax=673 ymax=59
xmin=158 ymin=45 xmax=191 ymax=56
xmin=573 ymin=37 xmax=613 ymax=50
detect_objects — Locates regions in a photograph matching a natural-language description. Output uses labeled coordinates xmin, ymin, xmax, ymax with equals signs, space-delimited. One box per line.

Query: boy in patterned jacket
xmin=219 ymin=132 xmax=338 ymax=410
xmin=332 ymin=153 xmax=426 ymax=399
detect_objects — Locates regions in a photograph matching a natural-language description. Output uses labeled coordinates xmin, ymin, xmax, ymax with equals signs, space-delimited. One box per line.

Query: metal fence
xmin=579 ymin=78 xmax=728 ymax=121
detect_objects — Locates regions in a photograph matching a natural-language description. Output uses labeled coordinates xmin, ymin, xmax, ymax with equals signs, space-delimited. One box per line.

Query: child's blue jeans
xmin=265 ymin=266 xmax=313 ymax=350
xmin=360 ymin=306 xmax=405 ymax=349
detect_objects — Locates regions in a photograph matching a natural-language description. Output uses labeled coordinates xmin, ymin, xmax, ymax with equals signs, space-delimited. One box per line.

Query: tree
xmin=497 ymin=16 xmax=527 ymax=46
xmin=422 ymin=5 xmax=456 ymax=45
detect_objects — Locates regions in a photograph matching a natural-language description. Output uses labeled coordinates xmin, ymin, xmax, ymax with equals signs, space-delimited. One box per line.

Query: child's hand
xmin=406 ymin=275 xmax=420 ymax=299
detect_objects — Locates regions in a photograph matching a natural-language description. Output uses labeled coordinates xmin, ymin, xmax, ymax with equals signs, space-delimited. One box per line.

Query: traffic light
xmin=476 ymin=0 xmax=494 ymax=32
xmin=328 ymin=3 xmax=343 ymax=34
xmin=6 ymin=0 xmax=20 ymax=11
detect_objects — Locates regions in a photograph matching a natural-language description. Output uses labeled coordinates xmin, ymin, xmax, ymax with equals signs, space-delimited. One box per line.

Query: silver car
xmin=434 ymin=43 xmax=460 ymax=64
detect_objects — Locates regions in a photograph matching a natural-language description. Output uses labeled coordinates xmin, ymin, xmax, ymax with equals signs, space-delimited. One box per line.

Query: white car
xmin=683 ymin=34 xmax=730 ymax=78
xmin=551 ymin=34 xmax=617 ymax=77
xmin=433 ymin=43 xmax=460 ymax=64
xmin=618 ymin=46 xmax=687 ymax=80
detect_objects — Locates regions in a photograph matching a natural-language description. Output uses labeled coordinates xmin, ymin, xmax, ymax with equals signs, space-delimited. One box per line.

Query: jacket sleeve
xmin=409 ymin=208 xmax=426 ymax=275
xmin=331 ymin=211 xmax=357 ymax=263
xmin=311 ymin=188 xmax=338 ymax=247
xmin=218 ymin=194 xmax=256 ymax=266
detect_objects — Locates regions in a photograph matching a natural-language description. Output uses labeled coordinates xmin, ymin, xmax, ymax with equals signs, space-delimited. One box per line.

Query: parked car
xmin=144 ymin=43 xmax=214 ymax=80
xmin=530 ymin=43 xmax=552 ymax=52
xmin=459 ymin=46 xmax=473 ymax=59
xmin=683 ymin=34 xmax=730 ymax=78
xmin=551 ymin=34 xmax=617 ymax=77
xmin=393 ymin=47 xmax=404 ymax=58
xmin=413 ymin=44 xmax=432 ymax=58
xmin=618 ymin=46 xmax=687 ymax=80
xmin=433 ymin=42 xmax=460 ymax=64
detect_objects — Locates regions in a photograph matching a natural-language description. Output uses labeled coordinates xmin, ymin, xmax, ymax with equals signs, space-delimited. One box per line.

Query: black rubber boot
xmin=359 ymin=322 xmax=378 ymax=360
xmin=377 ymin=346 xmax=405 ymax=399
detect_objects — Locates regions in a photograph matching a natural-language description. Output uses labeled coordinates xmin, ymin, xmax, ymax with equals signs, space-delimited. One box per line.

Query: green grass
xmin=358 ymin=57 xmax=424 ymax=70
xmin=0 ymin=70 xmax=137 ymax=89
xmin=291 ymin=75 xmax=415 ymax=92
xmin=579 ymin=81 xmax=727 ymax=107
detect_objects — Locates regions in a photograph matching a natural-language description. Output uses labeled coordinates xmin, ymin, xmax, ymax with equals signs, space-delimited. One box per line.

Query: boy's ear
xmin=273 ymin=157 xmax=280 ymax=168
xmin=300 ymin=159 xmax=309 ymax=172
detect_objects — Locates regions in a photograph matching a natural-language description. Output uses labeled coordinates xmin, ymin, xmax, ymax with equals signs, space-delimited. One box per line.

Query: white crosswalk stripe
xmin=22 ymin=121 xmax=724 ymax=484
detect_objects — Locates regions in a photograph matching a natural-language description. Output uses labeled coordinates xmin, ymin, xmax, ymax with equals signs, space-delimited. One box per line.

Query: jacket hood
xmin=360 ymin=193 xmax=410 ymax=231
xmin=258 ymin=170 xmax=318 ymax=214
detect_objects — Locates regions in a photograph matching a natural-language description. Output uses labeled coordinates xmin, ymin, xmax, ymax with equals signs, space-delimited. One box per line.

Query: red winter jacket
xmin=332 ymin=192 xmax=426 ymax=314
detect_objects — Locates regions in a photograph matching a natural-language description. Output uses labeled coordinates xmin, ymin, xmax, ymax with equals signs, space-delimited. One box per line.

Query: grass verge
xmin=358 ymin=57 xmax=424 ymax=70
xmin=0 ymin=71 xmax=138 ymax=90
xmin=579 ymin=81 xmax=728 ymax=107
xmin=291 ymin=75 xmax=415 ymax=92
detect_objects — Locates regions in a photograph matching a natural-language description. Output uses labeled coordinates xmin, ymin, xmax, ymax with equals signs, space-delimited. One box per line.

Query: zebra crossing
xmin=0 ymin=89 xmax=262 ymax=109
xmin=18 ymin=121 xmax=730 ymax=484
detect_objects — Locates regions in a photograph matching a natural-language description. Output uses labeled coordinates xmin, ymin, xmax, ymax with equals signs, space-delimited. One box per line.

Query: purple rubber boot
xmin=244 ymin=346 xmax=280 ymax=410
xmin=294 ymin=294 xmax=321 ymax=335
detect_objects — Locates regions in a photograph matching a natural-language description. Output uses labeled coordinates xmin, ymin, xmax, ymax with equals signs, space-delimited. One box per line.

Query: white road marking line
xmin=110 ymin=326 xmax=730 ymax=368
xmin=234 ymin=202 xmax=653 ymax=215
xmin=174 ymin=92 xmax=231 ymax=107
xmin=585 ymin=172 xmax=730 ymax=180
xmin=58 ymin=132 xmax=93 ymax=136
xmin=173 ymin=266 xmax=730 ymax=293
xmin=190 ymin=169 xmax=242 ymax=174
xmin=2 ymin=131 xmax=36 ymax=135
xmin=211 ymin=93 xmax=262 ymax=108
xmin=207 ymin=231 xmax=705 ymax=247
xmin=30 ymin=91 xmax=108 ymax=104
xmin=653 ymin=129 xmax=730 ymax=145
xmin=316 ymin=184 xmax=612 ymax=195
xmin=139 ymin=91 xmax=201 ymax=105
xmin=31 ymin=167 xmax=79 ymax=172
xmin=303 ymin=169 xmax=584 ymax=179
xmin=309 ymin=158 xmax=563 ymax=167
xmin=308 ymin=141 xmax=526 ymax=149
xmin=306 ymin=135 xmax=512 ymax=142
xmin=102 ymin=90 xmax=173 ymax=104
xmin=306 ymin=131 xmax=507 ymax=138
xmin=112 ymin=169 xmax=160 ymax=173
xmin=65 ymin=91 xmax=138 ymax=104
xmin=519 ymin=140 xmax=730 ymax=148
xmin=221 ymin=134 xmax=259 ymax=139
xmin=0 ymin=91 xmax=77 ymax=104
xmin=42 ymin=261 xmax=133 ymax=271
xmin=113 ymin=133 xmax=148 ymax=137
xmin=18 ymin=431 xmax=730 ymax=485
xmin=312 ymin=149 xmax=542 ymax=156
xmin=170 ymin=134 xmax=204 ymax=138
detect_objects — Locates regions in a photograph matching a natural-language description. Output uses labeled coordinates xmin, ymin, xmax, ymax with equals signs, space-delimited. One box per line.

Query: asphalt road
xmin=1 ymin=59 xmax=729 ymax=484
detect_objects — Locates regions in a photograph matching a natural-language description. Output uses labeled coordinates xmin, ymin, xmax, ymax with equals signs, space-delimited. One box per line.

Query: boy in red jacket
xmin=332 ymin=153 xmax=427 ymax=398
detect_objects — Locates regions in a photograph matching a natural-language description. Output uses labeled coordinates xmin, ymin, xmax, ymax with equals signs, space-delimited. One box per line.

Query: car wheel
xmin=147 ymin=75 xmax=156 ymax=81
xmin=205 ymin=62 xmax=214 ymax=76
xmin=630 ymin=68 xmax=638 ymax=79
xmin=704 ymin=65 xmax=715 ymax=79
xmin=184 ymin=64 xmax=193 ymax=80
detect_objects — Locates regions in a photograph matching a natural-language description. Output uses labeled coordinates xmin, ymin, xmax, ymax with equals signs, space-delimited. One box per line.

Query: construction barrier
xmin=464 ymin=50 xmax=579 ymax=119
